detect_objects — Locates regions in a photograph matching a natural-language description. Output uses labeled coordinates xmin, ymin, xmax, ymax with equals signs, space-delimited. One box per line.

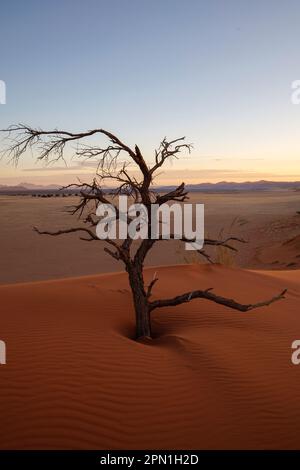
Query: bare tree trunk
xmin=127 ymin=264 xmax=151 ymax=340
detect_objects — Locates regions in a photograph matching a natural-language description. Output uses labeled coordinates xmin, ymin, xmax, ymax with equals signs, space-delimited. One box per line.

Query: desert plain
xmin=1 ymin=190 xmax=300 ymax=284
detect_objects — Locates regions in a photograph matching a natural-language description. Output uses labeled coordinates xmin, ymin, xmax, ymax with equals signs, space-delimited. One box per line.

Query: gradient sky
xmin=1 ymin=0 xmax=300 ymax=185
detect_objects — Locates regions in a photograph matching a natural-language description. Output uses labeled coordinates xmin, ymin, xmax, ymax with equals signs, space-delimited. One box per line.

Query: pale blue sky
xmin=1 ymin=0 xmax=300 ymax=184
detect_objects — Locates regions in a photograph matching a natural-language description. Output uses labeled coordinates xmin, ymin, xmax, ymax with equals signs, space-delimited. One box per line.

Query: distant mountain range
xmin=0 ymin=183 xmax=60 ymax=191
xmin=163 ymin=180 xmax=300 ymax=192
xmin=0 ymin=180 xmax=300 ymax=195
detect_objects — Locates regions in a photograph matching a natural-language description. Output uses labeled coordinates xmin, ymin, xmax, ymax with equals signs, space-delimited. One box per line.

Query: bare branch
xmin=146 ymin=272 xmax=159 ymax=298
xmin=196 ymin=249 xmax=214 ymax=263
xmin=150 ymin=137 xmax=192 ymax=174
xmin=1 ymin=124 xmax=137 ymax=167
xmin=150 ymin=288 xmax=287 ymax=312
xmin=204 ymin=236 xmax=247 ymax=252
xmin=103 ymin=247 xmax=121 ymax=261
xmin=155 ymin=182 xmax=189 ymax=205
xmin=33 ymin=226 xmax=99 ymax=241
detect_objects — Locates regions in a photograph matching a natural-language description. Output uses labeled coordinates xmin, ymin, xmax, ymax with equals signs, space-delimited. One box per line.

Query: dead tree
xmin=1 ymin=124 xmax=287 ymax=340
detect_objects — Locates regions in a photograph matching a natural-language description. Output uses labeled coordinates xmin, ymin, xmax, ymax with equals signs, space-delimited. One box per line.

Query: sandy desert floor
xmin=1 ymin=191 xmax=300 ymax=449
xmin=1 ymin=191 xmax=300 ymax=284
xmin=0 ymin=264 xmax=299 ymax=449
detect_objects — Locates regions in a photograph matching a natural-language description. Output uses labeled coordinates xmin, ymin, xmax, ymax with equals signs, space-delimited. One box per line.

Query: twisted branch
xmin=150 ymin=288 xmax=287 ymax=312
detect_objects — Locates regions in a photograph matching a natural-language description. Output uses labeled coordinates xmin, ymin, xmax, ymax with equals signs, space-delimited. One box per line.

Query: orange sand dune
xmin=0 ymin=264 xmax=300 ymax=449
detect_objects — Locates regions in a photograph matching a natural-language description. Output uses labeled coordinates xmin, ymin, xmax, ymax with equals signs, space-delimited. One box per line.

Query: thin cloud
xmin=22 ymin=165 xmax=82 ymax=172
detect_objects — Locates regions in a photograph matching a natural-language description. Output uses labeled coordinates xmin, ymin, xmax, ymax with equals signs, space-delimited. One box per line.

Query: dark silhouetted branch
xmin=150 ymin=288 xmax=287 ymax=312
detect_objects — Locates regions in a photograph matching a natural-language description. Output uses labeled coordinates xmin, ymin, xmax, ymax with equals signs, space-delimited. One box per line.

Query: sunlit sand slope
xmin=0 ymin=264 xmax=299 ymax=449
